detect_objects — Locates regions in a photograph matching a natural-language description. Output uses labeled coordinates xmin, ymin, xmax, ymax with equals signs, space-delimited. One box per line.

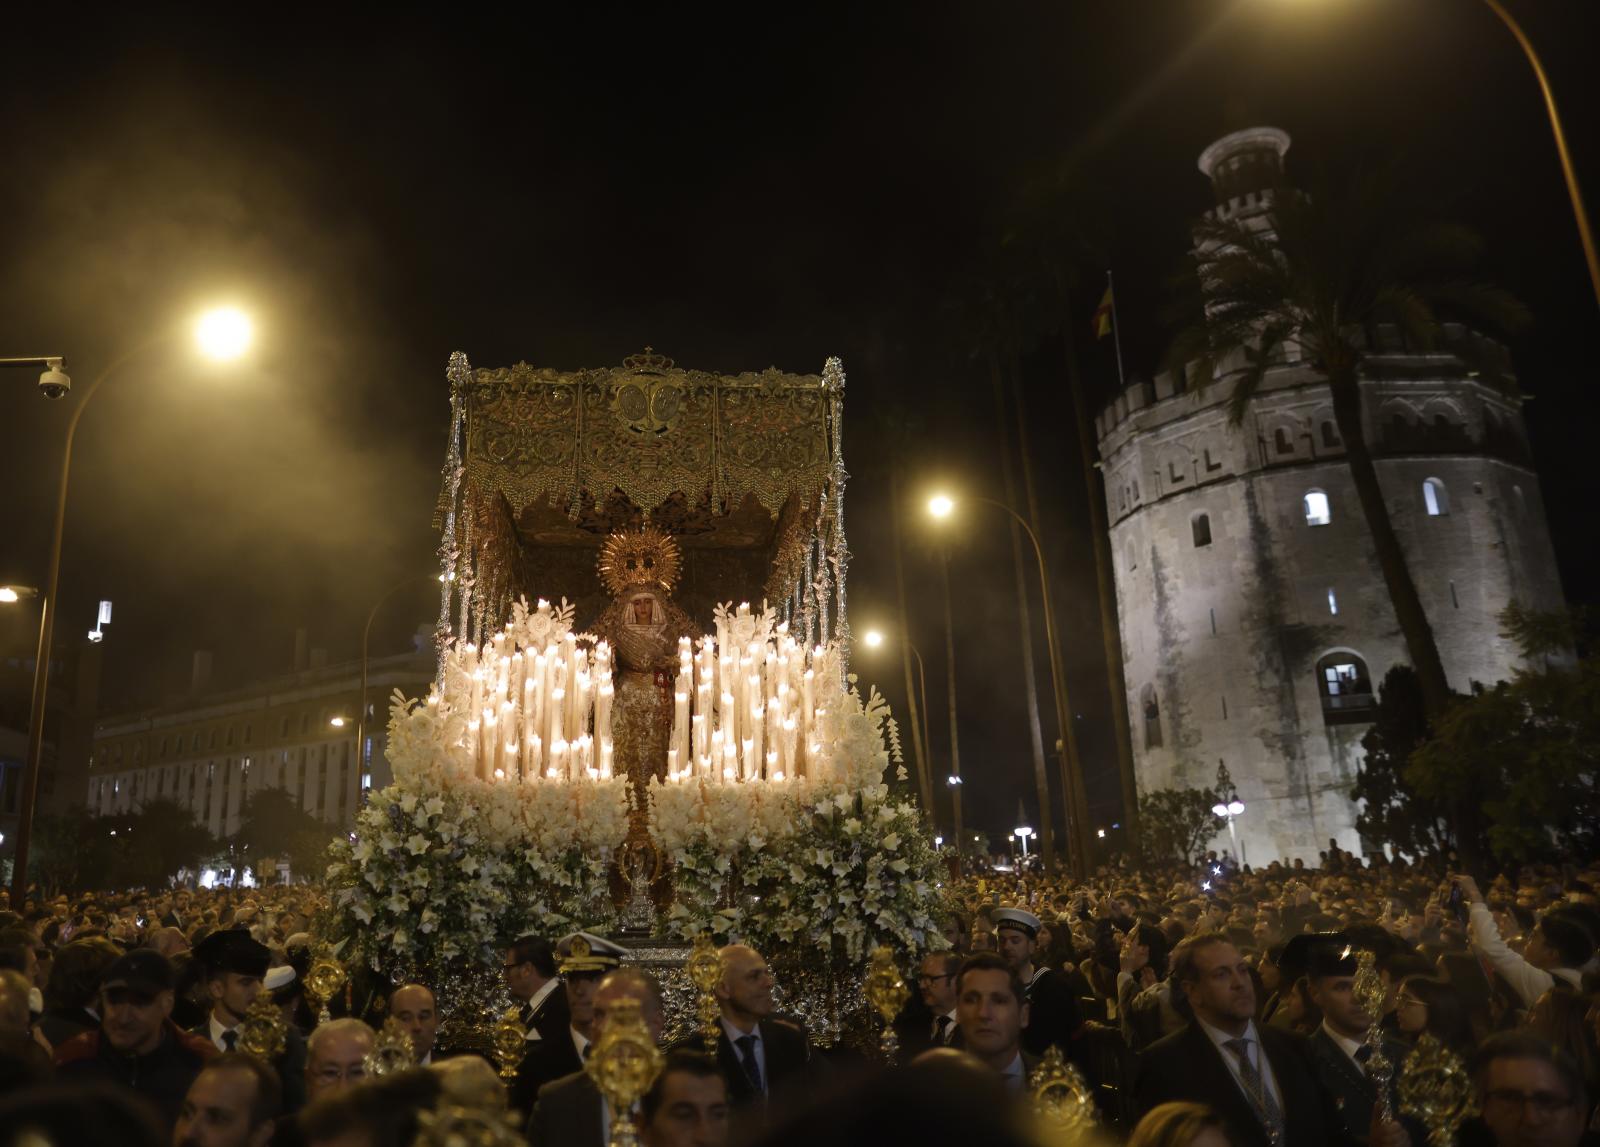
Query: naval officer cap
xmin=193 ymin=928 xmax=272 ymax=979
xmin=556 ymin=931 xmax=627 ymax=976
xmin=992 ymin=907 xmax=1043 ymax=940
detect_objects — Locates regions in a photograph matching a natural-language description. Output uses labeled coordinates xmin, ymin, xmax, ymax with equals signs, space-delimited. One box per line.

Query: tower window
xmin=1131 ymin=478 xmax=1140 ymax=502
xmin=1141 ymin=684 xmax=1163 ymax=750
xmin=1320 ymin=421 xmax=1340 ymax=448
xmin=1316 ymin=652 xmax=1376 ymax=723
xmin=1204 ymin=448 xmax=1222 ymax=472
xmin=1192 ymin=513 xmax=1212 ymax=547
xmin=1423 ymin=478 xmax=1449 ymax=517
xmin=1450 ymin=580 xmax=1460 ymax=609
xmin=1304 ymin=490 xmax=1332 ymax=526
xmin=1210 ymin=607 xmax=1217 ymax=635
xmin=1274 ymin=427 xmax=1293 ymax=455
xmin=1126 ymin=540 xmax=1137 ymax=571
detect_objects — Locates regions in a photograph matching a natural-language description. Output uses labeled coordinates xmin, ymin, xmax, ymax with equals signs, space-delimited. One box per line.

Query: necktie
xmin=736 ymin=1034 xmax=763 ymax=1093
xmin=222 ymin=1030 xmax=237 ymax=1052
xmin=1354 ymin=1044 xmax=1373 ymax=1065
xmin=1225 ymin=1037 xmax=1285 ymax=1145
xmin=934 ymin=1015 xmax=951 ymax=1044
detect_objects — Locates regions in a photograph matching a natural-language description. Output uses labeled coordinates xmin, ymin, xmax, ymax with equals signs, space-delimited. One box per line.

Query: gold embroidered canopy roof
xmin=462 ymin=349 xmax=833 ymax=525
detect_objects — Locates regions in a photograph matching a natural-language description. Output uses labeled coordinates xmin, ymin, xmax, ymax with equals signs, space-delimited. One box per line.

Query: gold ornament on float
xmin=586 ymin=997 xmax=662 ymax=1147
xmin=1398 ymin=1034 xmax=1477 ymax=1147
xmin=598 ymin=527 xmax=682 ymax=598
xmin=864 ymin=947 xmax=909 ymax=1064
xmin=1030 ymin=1045 xmax=1098 ymax=1132
xmin=364 ymin=1016 xmax=418 ymax=1077
xmin=492 ymin=1008 xmax=525 ymax=1081
xmin=686 ymin=935 xmax=723 ymax=1057
xmin=236 ymin=990 xmax=287 ymax=1061
xmin=1351 ymin=948 xmax=1394 ymax=1119
xmin=304 ymin=945 xmax=347 ymax=1026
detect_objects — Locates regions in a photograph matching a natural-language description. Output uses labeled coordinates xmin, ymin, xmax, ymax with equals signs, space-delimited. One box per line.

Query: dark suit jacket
xmin=509 ymin=987 xmax=578 ymax=1118
xmin=1306 ymin=1027 xmax=1407 ymax=1144
xmin=1021 ymin=967 xmax=1083 ymax=1057
xmin=1137 ymin=1021 xmax=1349 ymax=1147
xmin=527 ymin=1069 xmax=603 ymax=1147
xmin=190 ymin=1019 xmax=308 ymax=1113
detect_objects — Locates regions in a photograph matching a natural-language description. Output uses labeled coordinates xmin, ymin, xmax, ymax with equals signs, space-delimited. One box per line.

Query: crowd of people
xmin=0 ymin=844 xmax=1596 ymax=1147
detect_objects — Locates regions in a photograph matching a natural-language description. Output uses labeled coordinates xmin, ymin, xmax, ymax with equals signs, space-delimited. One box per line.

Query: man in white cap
xmin=992 ymin=906 xmax=1082 ymax=1058
xmin=512 ymin=930 xmax=626 ymax=1118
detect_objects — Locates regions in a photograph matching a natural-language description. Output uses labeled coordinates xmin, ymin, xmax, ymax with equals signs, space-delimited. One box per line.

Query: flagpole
xmin=1107 ymin=269 xmax=1127 ymax=389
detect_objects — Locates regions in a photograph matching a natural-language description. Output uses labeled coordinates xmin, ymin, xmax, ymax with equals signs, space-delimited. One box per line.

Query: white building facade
xmin=89 ymin=649 xmax=433 ymax=839
xmin=1097 ymin=127 xmax=1566 ymax=864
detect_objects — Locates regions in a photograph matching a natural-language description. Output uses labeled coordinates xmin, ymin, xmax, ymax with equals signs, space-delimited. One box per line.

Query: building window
xmin=1209 ymin=607 xmax=1217 ymax=635
xmin=280 ymin=716 xmax=290 ymax=738
xmin=1204 ymin=447 xmax=1222 ymax=472
xmin=1450 ymin=580 xmax=1460 ymax=609
xmin=1316 ymin=652 xmax=1376 ymax=723
xmin=1126 ymin=540 xmax=1137 ymax=571
xmin=1131 ymin=478 xmax=1140 ymax=502
xmin=1423 ymin=477 xmax=1449 ymax=517
xmin=1192 ymin=513 xmax=1212 ymax=547
xmin=225 ymin=726 xmax=234 ymax=747
xmin=1328 ymin=587 xmax=1338 ymax=616
xmin=1168 ymin=460 xmax=1186 ymax=483
xmin=1304 ymin=490 xmax=1331 ymax=526
xmin=1320 ymin=421 xmax=1340 ymax=448
xmin=1274 ymin=427 xmax=1293 ymax=455
xmin=1140 ymin=684 xmax=1163 ymax=749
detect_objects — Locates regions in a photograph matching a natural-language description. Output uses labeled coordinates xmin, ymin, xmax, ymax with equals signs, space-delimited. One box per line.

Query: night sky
xmin=3 ymin=1 xmax=1596 ymax=844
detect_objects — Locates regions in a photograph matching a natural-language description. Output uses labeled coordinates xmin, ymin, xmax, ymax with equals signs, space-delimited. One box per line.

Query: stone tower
xmin=1096 ymin=126 xmax=1566 ymax=864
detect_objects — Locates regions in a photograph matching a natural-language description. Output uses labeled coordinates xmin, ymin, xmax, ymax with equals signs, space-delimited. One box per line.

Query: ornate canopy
xmin=433 ymin=349 xmax=850 ymax=662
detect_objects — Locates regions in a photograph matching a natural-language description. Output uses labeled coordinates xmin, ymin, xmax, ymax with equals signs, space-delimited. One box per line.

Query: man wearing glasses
xmin=917 ymin=952 xmax=961 ymax=1048
xmin=1469 ymin=1030 xmax=1591 ymax=1147
xmin=304 ymin=1018 xmax=375 ymax=1102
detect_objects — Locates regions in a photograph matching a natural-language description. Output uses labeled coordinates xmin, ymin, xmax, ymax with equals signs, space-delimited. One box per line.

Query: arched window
xmin=1304 ymin=490 xmax=1331 ymax=526
xmin=1423 ymin=478 xmax=1449 ymax=517
xmin=1320 ymin=421 xmax=1340 ymax=448
xmin=1274 ymin=427 xmax=1293 ymax=455
xmin=1140 ymin=684 xmax=1163 ymax=749
xmin=1316 ymin=651 xmax=1376 ymax=722
xmin=1192 ymin=513 xmax=1212 ymax=547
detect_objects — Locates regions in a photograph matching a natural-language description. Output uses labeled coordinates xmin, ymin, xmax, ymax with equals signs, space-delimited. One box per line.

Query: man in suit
xmin=670 ymin=942 xmax=810 ymax=1133
xmin=504 ymin=933 xmax=571 ymax=1117
xmin=388 ymin=983 xmax=442 ymax=1065
xmin=916 ymin=951 xmax=962 ymax=1051
xmin=513 ymin=931 xmax=626 ymax=1118
xmin=953 ymin=951 xmax=1037 ymax=1093
xmin=528 ymin=966 xmax=666 ymax=1147
xmin=190 ymin=929 xmax=308 ymax=1115
xmin=638 ymin=1051 xmax=732 ymax=1147
xmin=1136 ymin=931 xmax=1408 ymax=1147
xmin=1301 ymin=936 xmax=1411 ymax=1145
xmin=992 ymin=907 xmax=1082 ymax=1058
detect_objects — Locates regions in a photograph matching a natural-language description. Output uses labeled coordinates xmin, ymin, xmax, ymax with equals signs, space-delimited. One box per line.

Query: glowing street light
xmin=195 ymin=307 xmax=254 ymax=360
xmin=927 ymin=494 xmax=955 ymax=519
xmin=6 ymin=306 xmax=256 ymax=908
xmin=862 ymin=629 xmax=884 ymax=649
xmin=329 ymin=716 xmax=349 ymax=729
xmin=1212 ymin=762 xmax=1246 ymax=866
xmin=1013 ymin=825 xmax=1035 ymax=859
xmin=0 ymin=586 xmax=39 ymax=604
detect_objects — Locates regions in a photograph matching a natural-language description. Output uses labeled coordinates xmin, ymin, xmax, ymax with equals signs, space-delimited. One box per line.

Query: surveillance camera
xmin=39 ymin=360 xmax=71 ymax=400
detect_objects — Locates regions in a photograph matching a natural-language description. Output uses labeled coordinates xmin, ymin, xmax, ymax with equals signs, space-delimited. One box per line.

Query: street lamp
xmin=1014 ymin=825 xmax=1034 ymax=860
xmin=4 ymin=307 xmax=254 ymax=909
xmin=1211 ymin=762 xmax=1246 ymax=866
xmin=329 ymin=716 xmax=348 ymax=729
xmin=927 ymin=491 xmax=1091 ymax=875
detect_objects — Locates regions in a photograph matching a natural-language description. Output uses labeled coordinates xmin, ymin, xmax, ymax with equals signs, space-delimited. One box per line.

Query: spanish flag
xmin=1091 ymin=285 xmax=1114 ymax=339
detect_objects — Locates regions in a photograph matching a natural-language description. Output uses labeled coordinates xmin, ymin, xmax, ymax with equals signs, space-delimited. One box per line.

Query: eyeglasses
xmin=1483 ymin=1089 xmax=1573 ymax=1116
xmin=916 ymin=973 xmax=955 ymax=984
xmin=313 ymin=1064 xmax=369 ymax=1085
xmin=1395 ymin=995 xmax=1427 ymax=1008
xmin=502 ymin=961 xmax=528 ymax=972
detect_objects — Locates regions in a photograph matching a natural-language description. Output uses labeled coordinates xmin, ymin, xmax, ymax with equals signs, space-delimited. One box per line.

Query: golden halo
xmin=598 ymin=526 xmax=682 ymax=598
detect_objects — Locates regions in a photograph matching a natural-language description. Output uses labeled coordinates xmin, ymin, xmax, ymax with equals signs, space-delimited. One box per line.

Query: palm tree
xmin=1169 ymin=170 xmax=1529 ymax=720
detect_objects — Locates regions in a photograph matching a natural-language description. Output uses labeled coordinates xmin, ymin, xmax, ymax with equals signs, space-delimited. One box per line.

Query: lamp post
xmin=861 ymin=627 xmax=934 ymax=819
xmin=936 ymin=545 xmax=965 ymax=879
xmin=4 ymin=308 xmax=253 ymax=909
xmin=1014 ymin=825 xmax=1034 ymax=862
xmin=928 ymin=492 xmax=1091 ymax=876
xmin=1211 ymin=762 xmax=1246 ymax=867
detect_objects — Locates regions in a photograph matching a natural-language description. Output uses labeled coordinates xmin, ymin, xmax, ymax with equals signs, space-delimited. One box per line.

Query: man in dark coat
xmin=512 ymin=931 xmax=624 ymax=1119
xmin=952 ymin=952 xmax=1039 ymax=1093
xmin=54 ymin=949 xmax=217 ymax=1130
xmin=1136 ymin=932 xmax=1407 ymax=1147
xmin=191 ymin=929 xmax=308 ymax=1114
xmin=1300 ymin=935 xmax=1412 ymax=1145
xmin=991 ymin=907 xmax=1083 ymax=1058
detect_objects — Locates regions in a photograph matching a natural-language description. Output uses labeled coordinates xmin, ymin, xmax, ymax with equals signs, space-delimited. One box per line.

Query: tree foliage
xmin=1138 ymin=787 xmax=1224 ymax=865
xmin=1408 ymin=622 xmax=1600 ymax=865
xmin=1351 ymin=666 xmax=1451 ymax=859
xmin=32 ymin=798 xmax=217 ymax=893
xmin=233 ymin=788 xmax=339 ymax=881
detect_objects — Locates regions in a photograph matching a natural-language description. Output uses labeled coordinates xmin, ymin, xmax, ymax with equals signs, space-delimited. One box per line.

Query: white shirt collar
xmin=999 ymin=1050 xmax=1027 ymax=1089
xmin=1320 ymin=1020 xmax=1366 ymax=1064
xmin=207 ymin=1013 xmax=236 ymax=1049
xmin=721 ymin=1016 xmax=759 ymax=1044
xmin=526 ymin=977 xmax=560 ymax=1013
xmin=571 ymin=1026 xmax=590 ymax=1059
xmin=1196 ymin=1014 xmax=1260 ymax=1056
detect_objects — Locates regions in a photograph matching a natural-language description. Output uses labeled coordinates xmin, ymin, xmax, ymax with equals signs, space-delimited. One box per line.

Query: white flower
xmin=881 ymin=833 xmax=900 ymax=852
xmin=405 ymin=833 xmax=430 ymax=855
